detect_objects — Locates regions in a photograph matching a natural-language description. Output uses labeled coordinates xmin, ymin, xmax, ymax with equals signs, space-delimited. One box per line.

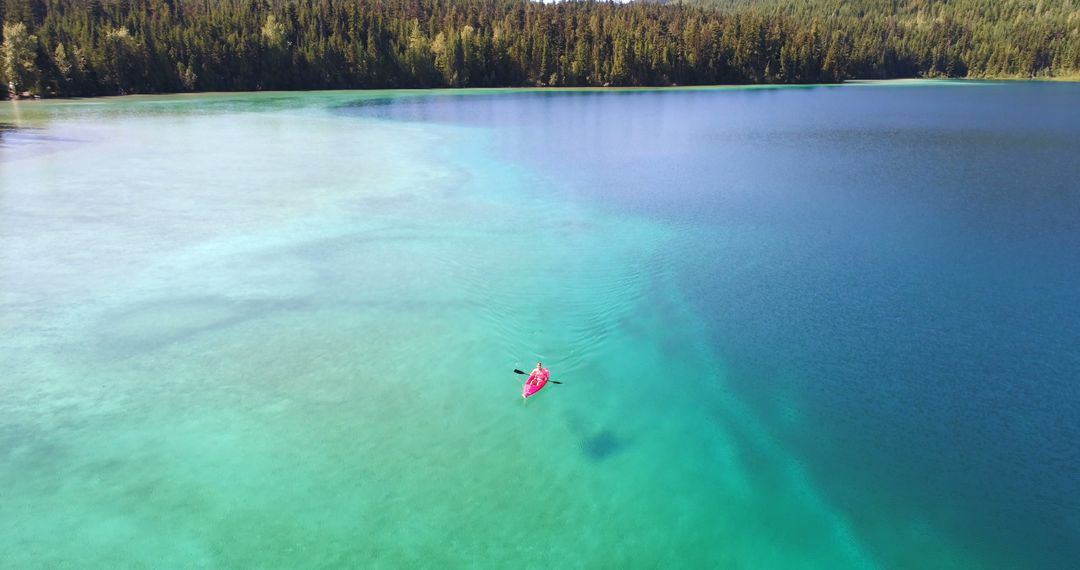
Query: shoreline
xmin=4 ymin=77 xmax=1079 ymax=104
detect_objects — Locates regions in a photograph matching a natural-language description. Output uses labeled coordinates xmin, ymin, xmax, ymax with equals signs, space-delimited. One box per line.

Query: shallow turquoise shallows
xmin=2 ymin=82 xmax=1078 ymax=569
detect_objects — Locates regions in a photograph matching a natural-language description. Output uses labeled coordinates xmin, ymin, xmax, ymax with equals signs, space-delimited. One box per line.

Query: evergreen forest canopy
xmin=0 ymin=0 xmax=1077 ymax=98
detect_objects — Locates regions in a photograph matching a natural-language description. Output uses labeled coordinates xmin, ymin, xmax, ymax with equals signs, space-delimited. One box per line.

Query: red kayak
xmin=523 ymin=368 xmax=550 ymax=398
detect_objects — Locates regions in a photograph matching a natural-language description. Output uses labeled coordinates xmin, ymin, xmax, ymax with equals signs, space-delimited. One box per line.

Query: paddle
xmin=514 ymin=369 xmax=562 ymax=384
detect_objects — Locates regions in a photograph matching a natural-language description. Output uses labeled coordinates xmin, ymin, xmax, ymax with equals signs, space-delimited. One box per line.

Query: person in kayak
xmin=526 ymin=362 xmax=548 ymax=386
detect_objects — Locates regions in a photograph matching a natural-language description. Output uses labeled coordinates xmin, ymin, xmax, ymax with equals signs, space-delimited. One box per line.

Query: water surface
xmin=2 ymin=82 xmax=1078 ymax=568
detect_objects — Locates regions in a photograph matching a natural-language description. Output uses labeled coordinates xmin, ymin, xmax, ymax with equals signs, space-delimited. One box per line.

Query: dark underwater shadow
xmin=581 ymin=428 xmax=628 ymax=461
xmin=562 ymin=402 xmax=634 ymax=462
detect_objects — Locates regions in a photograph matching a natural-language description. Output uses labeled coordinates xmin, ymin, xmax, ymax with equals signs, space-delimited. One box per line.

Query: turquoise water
xmin=2 ymin=82 xmax=1078 ymax=568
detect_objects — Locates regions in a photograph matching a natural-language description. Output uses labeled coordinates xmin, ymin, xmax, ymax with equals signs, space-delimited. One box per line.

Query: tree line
xmin=694 ymin=0 xmax=1080 ymax=80
xmin=1 ymin=0 xmax=1077 ymax=98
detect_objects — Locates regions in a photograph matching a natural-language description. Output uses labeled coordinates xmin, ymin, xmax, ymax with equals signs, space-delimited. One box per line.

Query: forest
xmin=1 ymin=0 xmax=1078 ymax=97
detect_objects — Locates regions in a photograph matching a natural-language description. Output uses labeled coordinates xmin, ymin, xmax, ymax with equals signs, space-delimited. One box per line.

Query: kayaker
xmin=527 ymin=362 xmax=548 ymax=386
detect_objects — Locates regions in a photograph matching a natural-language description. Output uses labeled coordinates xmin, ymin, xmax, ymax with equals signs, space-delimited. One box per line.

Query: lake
xmin=2 ymin=81 xmax=1078 ymax=568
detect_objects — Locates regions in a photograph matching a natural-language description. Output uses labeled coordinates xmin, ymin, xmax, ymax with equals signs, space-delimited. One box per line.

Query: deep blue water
xmin=351 ymin=82 xmax=1080 ymax=567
